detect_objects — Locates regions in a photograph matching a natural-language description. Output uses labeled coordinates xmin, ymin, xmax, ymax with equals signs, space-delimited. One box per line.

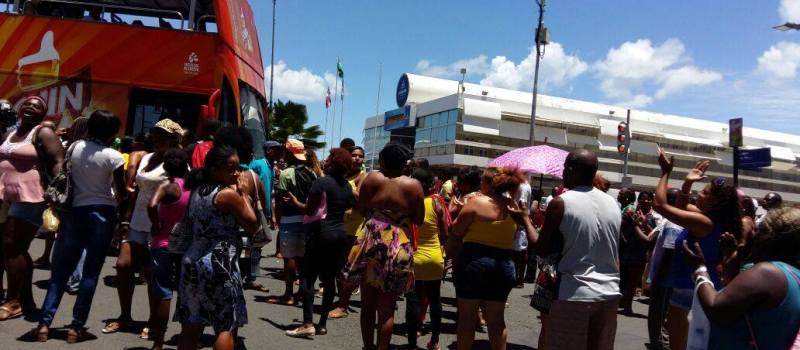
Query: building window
xmin=415 ymin=108 xmax=459 ymax=148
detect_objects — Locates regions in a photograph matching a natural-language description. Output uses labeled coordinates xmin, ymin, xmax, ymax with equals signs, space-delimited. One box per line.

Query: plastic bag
xmin=687 ymin=287 xmax=711 ymax=350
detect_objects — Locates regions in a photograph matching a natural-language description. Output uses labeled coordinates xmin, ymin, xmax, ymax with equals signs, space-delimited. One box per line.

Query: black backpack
xmin=290 ymin=164 xmax=317 ymax=203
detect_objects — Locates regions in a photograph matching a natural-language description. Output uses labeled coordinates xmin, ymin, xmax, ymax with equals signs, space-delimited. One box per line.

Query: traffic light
xmin=617 ymin=122 xmax=629 ymax=154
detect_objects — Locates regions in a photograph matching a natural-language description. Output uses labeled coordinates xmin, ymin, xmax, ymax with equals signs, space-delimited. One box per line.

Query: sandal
xmin=265 ymin=296 xmax=295 ymax=306
xmin=101 ymin=319 xmax=128 ymax=334
xmin=427 ymin=341 xmax=440 ymax=350
xmin=67 ymin=326 xmax=91 ymax=344
xmin=243 ymin=282 xmax=270 ymax=293
xmin=26 ymin=325 xmax=48 ymax=342
xmin=327 ymin=308 xmax=349 ymax=319
xmin=0 ymin=304 xmax=23 ymax=321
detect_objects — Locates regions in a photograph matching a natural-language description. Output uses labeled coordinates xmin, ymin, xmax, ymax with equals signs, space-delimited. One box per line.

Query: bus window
xmin=219 ymin=77 xmax=237 ymax=126
xmin=240 ymin=83 xmax=267 ymax=159
xmin=126 ymin=88 xmax=207 ymax=136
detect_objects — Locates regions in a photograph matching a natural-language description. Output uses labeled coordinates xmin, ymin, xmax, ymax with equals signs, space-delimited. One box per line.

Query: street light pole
xmin=528 ymin=0 xmax=546 ymax=146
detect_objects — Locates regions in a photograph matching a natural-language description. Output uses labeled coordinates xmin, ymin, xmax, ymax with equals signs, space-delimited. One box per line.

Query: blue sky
xmin=250 ymin=0 xmax=800 ymax=146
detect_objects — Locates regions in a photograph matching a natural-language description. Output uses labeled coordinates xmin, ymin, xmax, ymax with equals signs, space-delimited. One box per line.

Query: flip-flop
xmin=265 ymin=296 xmax=295 ymax=306
xmin=0 ymin=305 xmax=23 ymax=321
xmin=244 ymin=282 xmax=270 ymax=293
xmin=101 ymin=319 xmax=127 ymax=334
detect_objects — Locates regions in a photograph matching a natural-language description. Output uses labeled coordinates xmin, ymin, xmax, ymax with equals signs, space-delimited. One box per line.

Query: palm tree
xmin=269 ymin=100 xmax=325 ymax=150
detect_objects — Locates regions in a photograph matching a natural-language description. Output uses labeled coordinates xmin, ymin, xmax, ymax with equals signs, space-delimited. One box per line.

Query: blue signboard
xmin=738 ymin=147 xmax=771 ymax=170
xmin=384 ymin=105 xmax=412 ymax=131
xmin=396 ymin=74 xmax=410 ymax=107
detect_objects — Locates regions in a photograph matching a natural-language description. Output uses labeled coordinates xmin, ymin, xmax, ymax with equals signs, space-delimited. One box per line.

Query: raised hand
xmin=507 ymin=199 xmax=531 ymax=225
xmin=686 ymin=160 xmax=710 ymax=183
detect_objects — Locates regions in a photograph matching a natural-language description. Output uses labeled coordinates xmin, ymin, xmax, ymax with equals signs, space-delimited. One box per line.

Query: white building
xmin=363 ymin=73 xmax=800 ymax=201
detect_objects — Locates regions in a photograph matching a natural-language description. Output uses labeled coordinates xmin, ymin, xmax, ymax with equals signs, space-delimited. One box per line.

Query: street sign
xmin=738 ymin=147 xmax=771 ymax=170
xmin=729 ymin=118 xmax=743 ymax=147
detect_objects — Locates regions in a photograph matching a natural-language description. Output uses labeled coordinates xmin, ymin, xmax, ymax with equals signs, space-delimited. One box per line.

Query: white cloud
xmin=416 ymin=55 xmax=489 ymax=79
xmin=414 ymin=42 xmax=587 ymax=91
xmin=594 ymin=38 xmax=721 ymax=107
xmin=756 ymin=41 xmax=800 ymax=79
xmin=265 ymin=61 xmax=339 ymax=103
xmin=780 ymin=0 xmax=800 ymax=23
xmin=655 ymin=66 xmax=722 ymax=99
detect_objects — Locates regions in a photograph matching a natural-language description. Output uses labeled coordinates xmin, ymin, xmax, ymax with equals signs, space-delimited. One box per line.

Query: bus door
xmin=126 ymin=88 xmax=207 ymax=137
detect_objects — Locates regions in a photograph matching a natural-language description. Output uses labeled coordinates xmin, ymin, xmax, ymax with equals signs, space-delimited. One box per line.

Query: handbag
xmin=44 ymin=141 xmax=77 ymax=212
xmin=303 ymin=192 xmax=327 ymax=224
xmin=687 ymin=283 xmax=711 ymax=350
xmin=530 ymin=253 xmax=560 ymax=313
xmin=250 ymin=171 xmax=272 ymax=248
xmin=41 ymin=206 xmax=60 ymax=233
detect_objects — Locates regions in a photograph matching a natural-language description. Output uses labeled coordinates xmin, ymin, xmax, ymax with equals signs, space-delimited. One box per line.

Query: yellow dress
xmin=413 ymin=197 xmax=445 ymax=281
xmin=343 ymin=175 xmax=364 ymax=236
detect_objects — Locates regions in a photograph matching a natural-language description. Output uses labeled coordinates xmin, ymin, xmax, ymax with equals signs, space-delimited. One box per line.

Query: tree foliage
xmin=268 ymin=100 xmax=325 ymax=150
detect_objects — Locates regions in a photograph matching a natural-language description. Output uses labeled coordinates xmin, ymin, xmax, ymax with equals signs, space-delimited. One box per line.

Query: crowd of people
xmin=0 ymin=95 xmax=799 ymax=350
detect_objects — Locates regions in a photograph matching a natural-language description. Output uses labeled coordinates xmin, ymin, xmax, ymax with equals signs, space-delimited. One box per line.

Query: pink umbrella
xmin=487 ymin=145 xmax=569 ymax=178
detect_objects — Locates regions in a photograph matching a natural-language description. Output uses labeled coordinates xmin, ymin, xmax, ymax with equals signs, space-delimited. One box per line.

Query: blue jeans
xmin=39 ymin=205 xmax=117 ymax=328
xmin=67 ymin=250 xmax=87 ymax=293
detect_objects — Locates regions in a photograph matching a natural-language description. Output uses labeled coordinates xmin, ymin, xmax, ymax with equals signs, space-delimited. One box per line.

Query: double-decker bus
xmin=0 ymin=0 xmax=268 ymax=156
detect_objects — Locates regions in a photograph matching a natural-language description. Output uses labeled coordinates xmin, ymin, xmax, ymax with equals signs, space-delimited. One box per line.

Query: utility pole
xmin=528 ymin=0 xmax=547 ymax=146
xmin=371 ymin=63 xmax=382 ymax=170
xmin=268 ymin=0 xmax=276 ymax=135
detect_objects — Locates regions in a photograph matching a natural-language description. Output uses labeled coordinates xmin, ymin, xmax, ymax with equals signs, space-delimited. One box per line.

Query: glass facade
xmin=414 ymin=109 xmax=458 ymax=157
xmin=362 ymin=125 xmax=390 ymax=168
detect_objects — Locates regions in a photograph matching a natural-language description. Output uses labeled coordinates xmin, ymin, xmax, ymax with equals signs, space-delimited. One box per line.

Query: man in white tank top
xmin=528 ymin=149 xmax=621 ymax=350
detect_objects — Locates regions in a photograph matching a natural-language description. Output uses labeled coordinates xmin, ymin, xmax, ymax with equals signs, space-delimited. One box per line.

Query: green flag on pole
xmin=337 ymin=58 xmax=344 ymax=78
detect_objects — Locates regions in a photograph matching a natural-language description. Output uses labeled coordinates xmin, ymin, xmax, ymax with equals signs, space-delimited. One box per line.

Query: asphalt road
xmin=0 ymin=238 xmax=650 ymax=349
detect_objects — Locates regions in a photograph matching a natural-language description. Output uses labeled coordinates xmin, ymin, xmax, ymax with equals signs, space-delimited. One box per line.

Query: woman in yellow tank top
xmin=404 ymin=168 xmax=448 ymax=350
xmin=450 ymin=167 xmax=534 ymax=350
xmin=329 ymin=146 xmax=366 ymax=320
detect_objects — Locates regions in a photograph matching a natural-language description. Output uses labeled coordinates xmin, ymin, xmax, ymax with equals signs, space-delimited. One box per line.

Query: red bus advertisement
xmin=0 ymin=0 xmax=268 ymax=155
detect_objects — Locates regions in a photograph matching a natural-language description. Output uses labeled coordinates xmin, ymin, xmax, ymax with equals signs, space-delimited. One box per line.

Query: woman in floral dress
xmin=345 ymin=142 xmax=425 ymax=350
xmin=174 ymin=145 xmax=257 ymax=350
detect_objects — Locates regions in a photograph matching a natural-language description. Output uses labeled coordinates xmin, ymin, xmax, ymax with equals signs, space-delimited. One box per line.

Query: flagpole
xmin=338 ymin=80 xmax=344 ymax=148
xmin=323 ymin=96 xmax=330 ymax=150
xmin=331 ymin=71 xmax=339 ymax=152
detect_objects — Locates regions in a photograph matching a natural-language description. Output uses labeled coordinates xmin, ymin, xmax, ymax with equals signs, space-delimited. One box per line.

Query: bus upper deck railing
xmin=4 ymin=0 xmax=197 ymax=30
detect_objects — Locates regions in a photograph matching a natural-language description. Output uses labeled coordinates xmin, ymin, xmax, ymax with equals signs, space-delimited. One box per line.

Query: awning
xmin=660 ymin=133 xmax=723 ymax=148
xmin=766 ymin=145 xmax=797 ymax=162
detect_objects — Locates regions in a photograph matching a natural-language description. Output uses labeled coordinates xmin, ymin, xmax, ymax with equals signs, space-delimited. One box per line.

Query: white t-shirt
xmin=130 ymin=153 xmax=167 ymax=232
xmin=557 ymin=185 xmax=621 ymax=302
xmin=70 ymin=140 xmax=125 ymax=207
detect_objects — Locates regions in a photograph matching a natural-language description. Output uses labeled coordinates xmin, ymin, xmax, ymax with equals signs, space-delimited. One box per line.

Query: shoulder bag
xmin=250 ymin=170 xmax=272 ymax=248
xmin=44 ymin=141 xmax=77 ymax=213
